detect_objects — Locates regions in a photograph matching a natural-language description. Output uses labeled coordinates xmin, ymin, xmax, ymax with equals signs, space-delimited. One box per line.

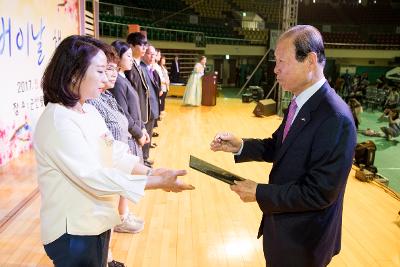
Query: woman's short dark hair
xmin=80 ymin=36 xmax=119 ymax=64
xmin=199 ymin=56 xmax=206 ymax=61
xmin=126 ymin=32 xmax=147 ymax=46
xmin=105 ymin=46 xmax=119 ymax=64
xmin=41 ymin=35 xmax=101 ymax=107
xmin=159 ymin=55 xmax=166 ymax=66
xmin=280 ymin=25 xmax=326 ymax=67
xmin=111 ymin=40 xmax=130 ymax=59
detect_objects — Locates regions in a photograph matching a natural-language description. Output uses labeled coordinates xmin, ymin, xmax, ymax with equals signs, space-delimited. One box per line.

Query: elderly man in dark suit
xmin=210 ymin=25 xmax=357 ymax=267
xmin=141 ymin=44 xmax=161 ymax=165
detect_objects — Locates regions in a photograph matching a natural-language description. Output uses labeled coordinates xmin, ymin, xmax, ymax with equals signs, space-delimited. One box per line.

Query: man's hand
xmin=210 ymin=132 xmax=243 ymax=153
xmin=142 ymin=128 xmax=151 ymax=144
xmin=138 ymin=134 xmax=147 ymax=146
xmin=230 ymin=179 xmax=257 ymax=202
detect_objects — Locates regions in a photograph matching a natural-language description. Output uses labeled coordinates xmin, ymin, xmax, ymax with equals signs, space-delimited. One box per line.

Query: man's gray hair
xmin=279 ymin=25 xmax=326 ymax=67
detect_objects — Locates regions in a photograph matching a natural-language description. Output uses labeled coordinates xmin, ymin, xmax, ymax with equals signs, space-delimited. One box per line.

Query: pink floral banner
xmin=0 ymin=0 xmax=80 ymax=166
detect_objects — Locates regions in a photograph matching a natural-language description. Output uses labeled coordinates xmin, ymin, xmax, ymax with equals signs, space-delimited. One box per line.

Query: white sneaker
xmin=127 ymin=212 xmax=144 ymax=224
xmin=114 ymin=214 xmax=144 ymax=234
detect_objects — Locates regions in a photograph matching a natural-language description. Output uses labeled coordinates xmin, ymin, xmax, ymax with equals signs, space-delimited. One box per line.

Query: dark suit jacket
xmin=140 ymin=62 xmax=161 ymax=120
xmin=170 ymin=60 xmax=180 ymax=83
xmin=235 ymin=82 xmax=357 ymax=267
xmin=109 ymin=75 xmax=144 ymax=140
xmin=125 ymin=61 xmax=150 ymax=124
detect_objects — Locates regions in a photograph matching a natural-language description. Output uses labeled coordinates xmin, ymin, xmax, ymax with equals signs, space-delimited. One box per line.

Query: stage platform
xmin=168 ymin=84 xmax=185 ymax=97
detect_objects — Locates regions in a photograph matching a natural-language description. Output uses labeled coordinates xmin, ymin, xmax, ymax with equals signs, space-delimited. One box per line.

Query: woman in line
xmin=84 ymin=40 xmax=144 ymax=267
xmin=155 ymin=53 xmax=170 ymax=115
xmin=35 ymin=35 xmax=193 ymax=266
xmin=182 ymin=56 xmax=207 ymax=106
xmin=110 ymin=40 xmax=149 ymax=161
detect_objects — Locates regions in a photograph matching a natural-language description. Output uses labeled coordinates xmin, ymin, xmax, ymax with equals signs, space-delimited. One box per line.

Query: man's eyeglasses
xmin=138 ymin=43 xmax=148 ymax=48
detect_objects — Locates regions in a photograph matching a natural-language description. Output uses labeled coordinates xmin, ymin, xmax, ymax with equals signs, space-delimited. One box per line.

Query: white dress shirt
xmin=133 ymin=58 xmax=141 ymax=68
xmin=289 ymin=78 xmax=326 ymax=124
xmin=175 ymin=59 xmax=179 ymax=72
xmin=34 ymin=103 xmax=147 ymax=244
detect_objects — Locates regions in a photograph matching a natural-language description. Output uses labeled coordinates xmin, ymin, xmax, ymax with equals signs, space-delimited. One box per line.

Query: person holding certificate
xmin=210 ymin=25 xmax=357 ymax=267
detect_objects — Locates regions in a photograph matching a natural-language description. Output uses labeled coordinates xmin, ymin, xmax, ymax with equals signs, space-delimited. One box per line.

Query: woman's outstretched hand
xmin=152 ymin=168 xmax=195 ymax=192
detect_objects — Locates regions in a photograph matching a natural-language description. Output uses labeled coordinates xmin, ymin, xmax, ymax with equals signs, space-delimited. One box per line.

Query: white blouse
xmin=34 ymin=103 xmax=147 ymax=244
xmin=154 ymin=63 xmax=170 ymax=92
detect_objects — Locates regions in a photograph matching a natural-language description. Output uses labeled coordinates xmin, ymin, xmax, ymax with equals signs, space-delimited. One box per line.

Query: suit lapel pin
xmin=301 ymin=118 xmax=306 ymax=121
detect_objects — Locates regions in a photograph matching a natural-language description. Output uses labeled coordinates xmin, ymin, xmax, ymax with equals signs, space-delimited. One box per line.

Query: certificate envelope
xmin=189 ymin=155 xmax=245 ymax=185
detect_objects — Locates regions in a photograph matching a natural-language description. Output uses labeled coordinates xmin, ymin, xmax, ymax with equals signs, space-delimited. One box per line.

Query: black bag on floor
xmin=354 ymin=140 xmax=376 ymax=167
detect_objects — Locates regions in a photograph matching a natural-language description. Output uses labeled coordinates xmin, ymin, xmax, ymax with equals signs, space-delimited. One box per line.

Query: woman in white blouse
xmin=35 ymin=35 xmax=193 ymax=266
xmin=156 ymin=54 xmax=170 ymax=114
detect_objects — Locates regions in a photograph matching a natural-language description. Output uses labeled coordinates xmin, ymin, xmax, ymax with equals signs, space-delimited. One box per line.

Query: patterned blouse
xmin=87 ymin=91 xmax=136 ymax=153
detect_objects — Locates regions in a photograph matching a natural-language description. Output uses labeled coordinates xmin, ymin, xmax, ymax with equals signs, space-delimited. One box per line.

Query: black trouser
xmin=143 ymin=118 xmax=155 ymax=160
xmin=44 ymin=230 xmax=111 ymax=267
xmin=160 ymin=91 xmax=167 ymax=112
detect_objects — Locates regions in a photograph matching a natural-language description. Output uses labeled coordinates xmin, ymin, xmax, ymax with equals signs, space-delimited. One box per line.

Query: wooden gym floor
xmin=0 ymin=97 xmax=399 ymax=267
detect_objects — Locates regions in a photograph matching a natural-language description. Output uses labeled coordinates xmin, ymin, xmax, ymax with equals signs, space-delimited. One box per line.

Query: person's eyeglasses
xmin=106 ymin=66 xmax=118 ymax=72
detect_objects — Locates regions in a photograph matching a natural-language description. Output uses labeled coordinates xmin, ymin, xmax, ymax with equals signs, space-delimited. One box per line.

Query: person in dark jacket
xmin=170 ymin=55 xmax=180 ymax=83
xmin=210 ymin=25 xmax=357 ymax=267
xmin=125 ymin=32 xmax=154 ymax=167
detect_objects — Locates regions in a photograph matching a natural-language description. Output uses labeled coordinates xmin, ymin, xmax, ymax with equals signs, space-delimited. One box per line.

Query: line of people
xmin=34 ymin=33 xmax=193 ymax=267
xmin=33 ymin=25 xmax=358 ymax=267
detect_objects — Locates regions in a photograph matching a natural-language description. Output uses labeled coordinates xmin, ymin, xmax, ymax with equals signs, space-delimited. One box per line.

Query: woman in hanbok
xmin=182 ymin=56 xmax=207 ymax=106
